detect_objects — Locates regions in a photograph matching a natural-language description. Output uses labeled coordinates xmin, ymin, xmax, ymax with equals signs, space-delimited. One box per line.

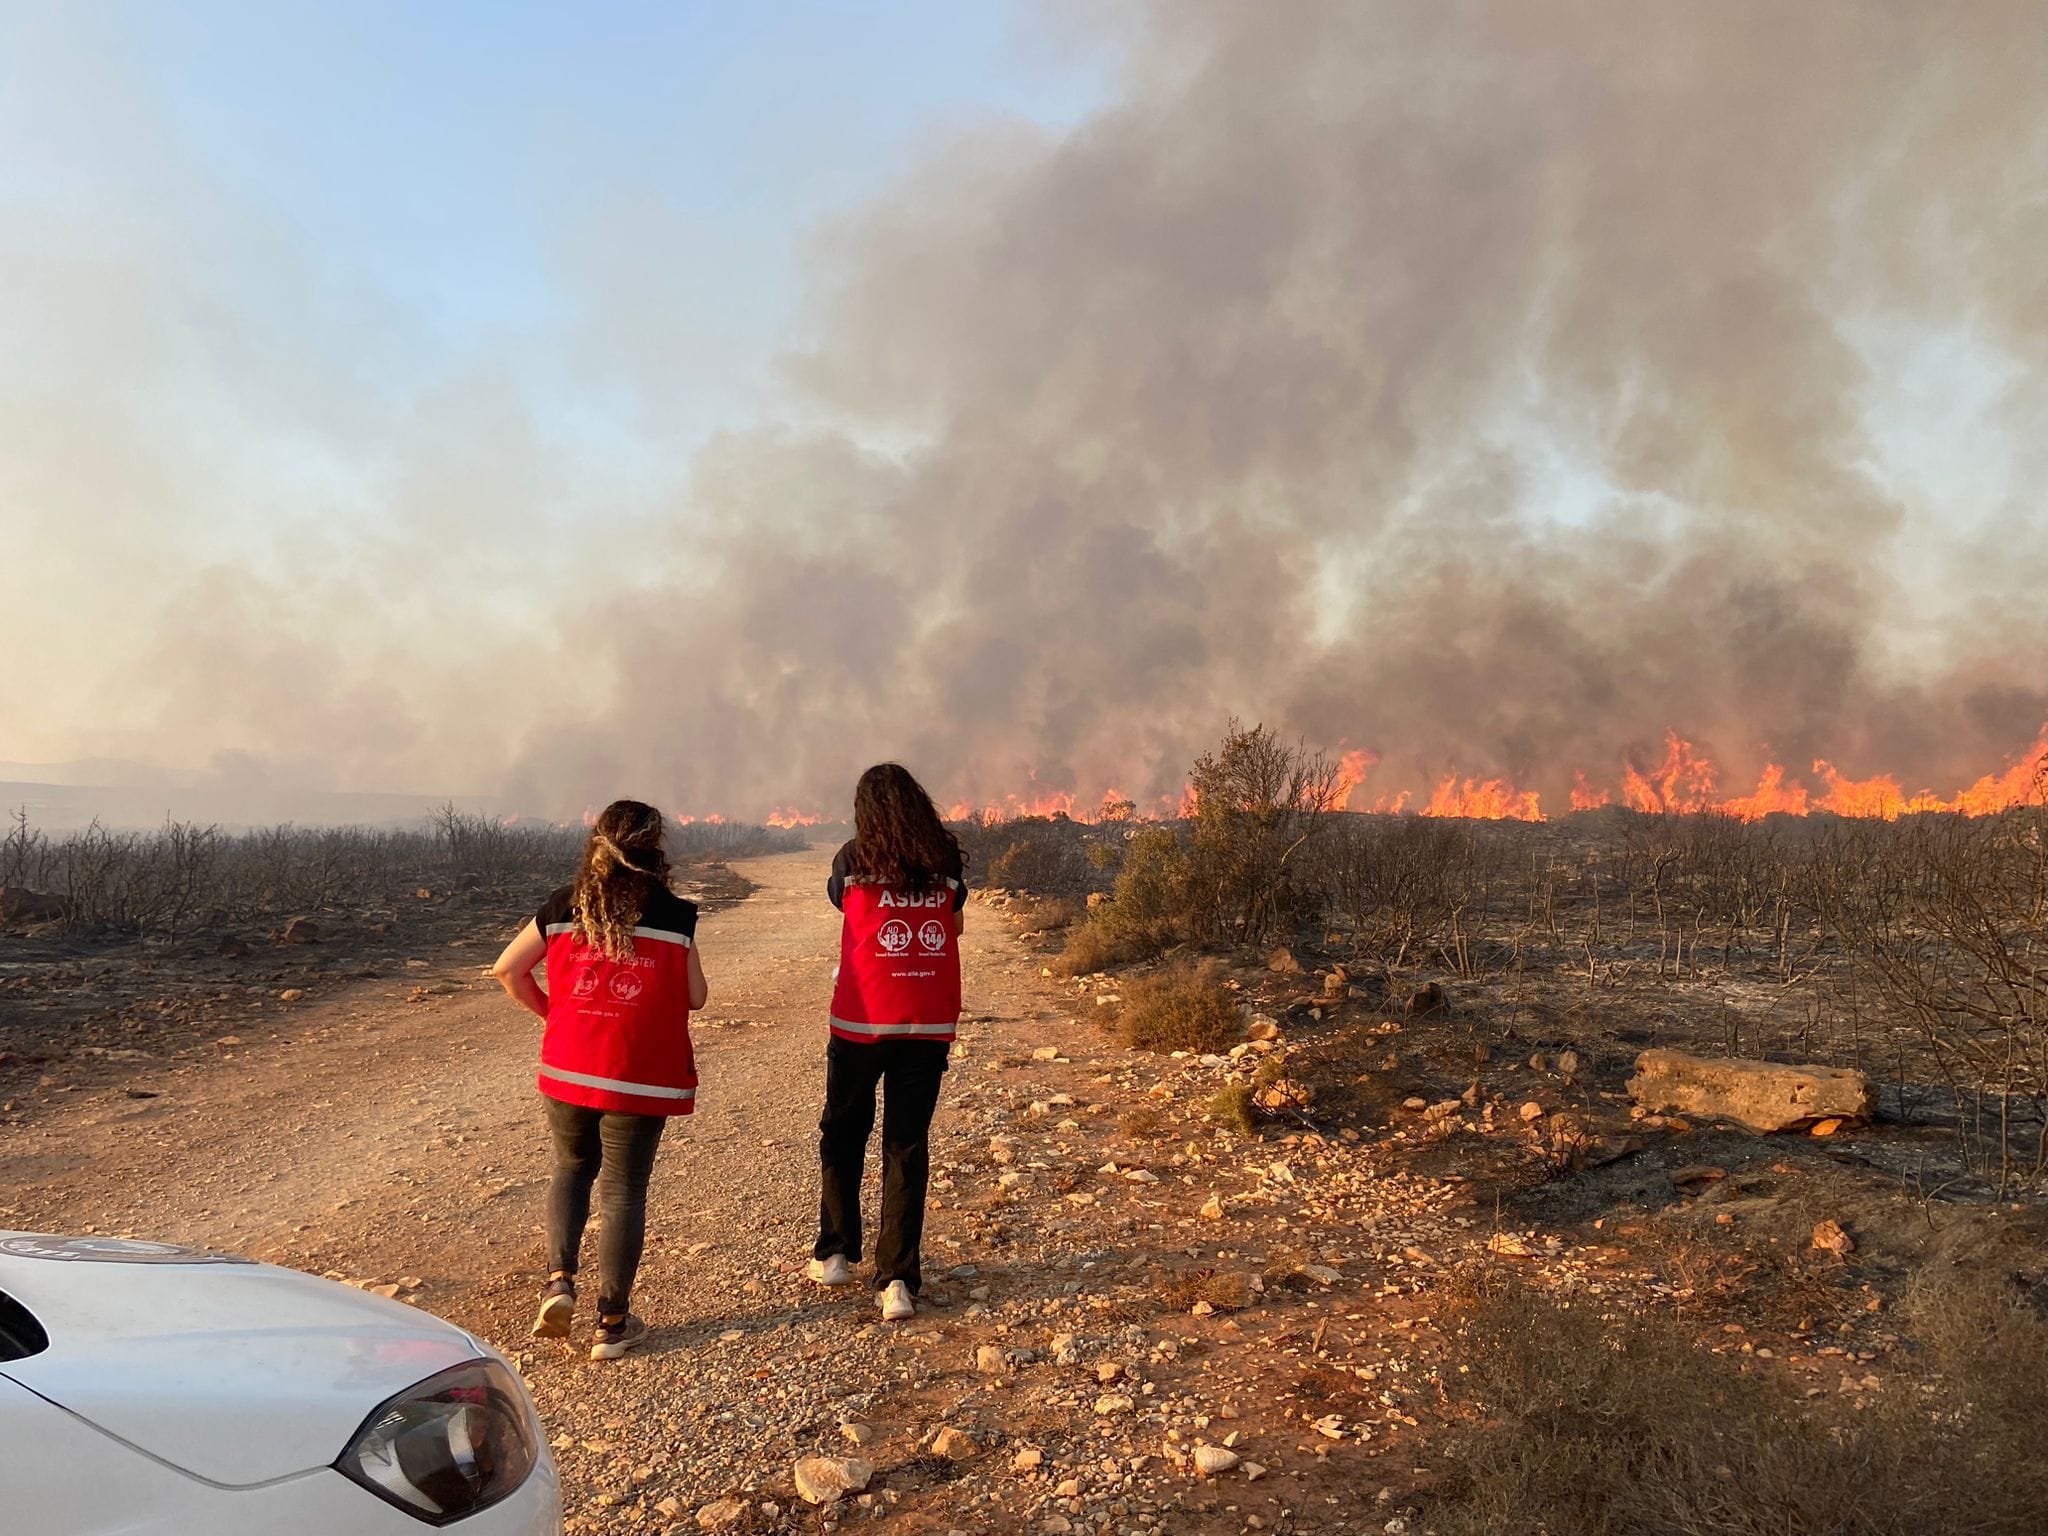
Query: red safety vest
xmin=829 ymin=878 xmax=963 ymax=1043
xmin=537 ymin=913 xmax=697 ymax=1116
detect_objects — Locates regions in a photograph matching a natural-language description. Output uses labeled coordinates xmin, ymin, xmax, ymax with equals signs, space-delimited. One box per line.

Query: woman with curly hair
xmin=492 ymin=799 xmax=708 ymax=1360
xmin=808 ymin=763 xmax=966 ymax=1321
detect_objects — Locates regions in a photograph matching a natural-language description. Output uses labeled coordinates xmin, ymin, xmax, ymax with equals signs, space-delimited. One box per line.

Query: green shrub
xmin=1205 ymin=1082 xmax=1256 ymax=1135
xmin=1058 ymin=825 xmax=1191 ymax=973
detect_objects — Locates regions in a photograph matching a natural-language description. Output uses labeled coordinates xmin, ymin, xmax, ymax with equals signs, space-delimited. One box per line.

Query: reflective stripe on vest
xmin=538 ymin=1064 xmax=696 ymax=1101
xmin=542 ymin=923 xmax=693 ymax=948
xmin=828 ymin=1016 xmax=958 ymax=1039
xmin=539 ymin=917 xmax=698 ymax=1114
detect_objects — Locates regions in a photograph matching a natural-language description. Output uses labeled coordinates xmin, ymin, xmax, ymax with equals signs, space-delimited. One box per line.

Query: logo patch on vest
xmin=918 ymin=919 xmax=948 ymax=953
xmin=878 ymin=919 xmax=914 ymax=954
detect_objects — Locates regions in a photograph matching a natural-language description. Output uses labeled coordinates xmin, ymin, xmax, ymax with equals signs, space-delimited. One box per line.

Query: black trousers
xmin=814 ymin=1035 xmax=949 ymax=1293
xmin=543 ymin=1097 xmax=667 ymax=1317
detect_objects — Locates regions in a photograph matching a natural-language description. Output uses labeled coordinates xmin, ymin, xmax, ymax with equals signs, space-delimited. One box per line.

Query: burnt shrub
xmin=985 ymin=827 xmax=1088 ymax=893
xmin=1434 ymin=1271 xmax=2048 ymax=1536
xmin=955 ymin=813 xmax=1112 ymax=897
xmin=1115 ymin=959 xmax=1243 ymax=1054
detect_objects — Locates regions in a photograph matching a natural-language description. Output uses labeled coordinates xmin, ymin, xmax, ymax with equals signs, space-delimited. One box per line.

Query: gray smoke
xmin=12 ymin=2 xmax=2048 ymax=819
xmin=517 ymin=0 xmax=2048 ymax=816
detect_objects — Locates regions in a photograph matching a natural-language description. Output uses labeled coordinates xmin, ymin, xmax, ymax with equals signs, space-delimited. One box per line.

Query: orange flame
xmin=1715 ymin=763 xmax=1810 ymax=821
xmin=1948 ymin=729 xmax=2048 ymax=815
xmin=1335 ymin=747 xmax=1380 ymax=810
xmin=1421 ymin=774 xmax=1543 ymax=821
xmin=765 ymin=807 xmax=822 ymax=828
xmin=1569 ymin=771 xmax=1612 ymax=811
xmin=912 ymin=725 xmax=2048 ymax=829
xmin=1622 ymin=731 xmax=1718 ymax=813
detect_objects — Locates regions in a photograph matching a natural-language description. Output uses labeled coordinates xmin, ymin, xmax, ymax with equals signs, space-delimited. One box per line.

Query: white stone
xmin=793 ymin=1456 xmax=873 ymax=1505
xmin=1192 ymin=1445 xmax=1241 ymax=1476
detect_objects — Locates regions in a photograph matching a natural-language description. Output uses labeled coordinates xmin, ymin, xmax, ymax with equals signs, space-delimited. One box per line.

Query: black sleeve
xmin=534 ymin=885 xmax=573 ymax=934
xmin=948 ymin=845 xmax=967 ymax=913
xmin=827 ymin=842 xmax=853 ymax=911
xmin=646 ymin=889 xmax=699 ymax=939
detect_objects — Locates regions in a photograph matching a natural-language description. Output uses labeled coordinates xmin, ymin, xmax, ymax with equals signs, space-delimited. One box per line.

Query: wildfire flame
xmin=1622 ymin=731 xmax=1719 ymax=814
xmin=1334 ymin=747 xmax=1380 ymax=810
xmin=652 ymin=726 xmax=2048 ymax=829
xmin=1569 ymin=771 xmax=1612 ymax=812
xmin=1421 ymin=774 xmax=1543 ymax=821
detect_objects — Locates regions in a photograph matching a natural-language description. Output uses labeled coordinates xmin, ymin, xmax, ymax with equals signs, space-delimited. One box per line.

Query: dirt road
xmin=3 ymin=846 xmax=1468 ymax=1533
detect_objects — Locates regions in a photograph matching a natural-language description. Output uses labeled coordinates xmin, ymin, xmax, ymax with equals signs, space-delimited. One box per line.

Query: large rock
xmin=1628 ymin=1049 xmax=1875 ymax=1133
xmin=792 ymin=1455 xmax=872 ymax=1506
xmin=0 ymin=887 xmax=64 ymax=925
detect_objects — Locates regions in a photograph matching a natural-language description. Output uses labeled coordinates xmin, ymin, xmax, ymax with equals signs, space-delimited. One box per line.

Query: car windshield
xmin=0 ymin=1291 xmax=49 ymax=1362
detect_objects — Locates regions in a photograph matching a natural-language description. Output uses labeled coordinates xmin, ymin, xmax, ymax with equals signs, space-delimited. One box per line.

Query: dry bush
xmin=985 ymin=825 xmax=1091 ymax=894
xmin=1016 ymin=894 xmax=1082 ymax=932
xmin=1808 ymin=812 xmax=2048 ymax=1188
xmin=1155 ymin=1268 xmax=1255 ymax=1312
xmin=953 ymin=812 xmax=1120 ymax=898
xmin=1115 ymin=960 xmax=1243 ymax=1053
xmin=1181 ymin=719 xmax=1341 ymax=945
xmin=0 ymin=807 xmax=799 ymax=939
xmin=1119 ymin=1103 xmax=1173 ymax=1139
xmin=1304 ymin=813 xmax=1499 ymax=969
xmin=1434 ymin=1274 xmax=2048 ymax=1536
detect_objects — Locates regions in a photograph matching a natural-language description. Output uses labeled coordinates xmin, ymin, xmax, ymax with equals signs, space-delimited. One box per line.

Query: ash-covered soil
xmin=2 ymin=846 xmax=2042 ymax=1534
xmin=0 ymin=859 xmax=753 ymax=1107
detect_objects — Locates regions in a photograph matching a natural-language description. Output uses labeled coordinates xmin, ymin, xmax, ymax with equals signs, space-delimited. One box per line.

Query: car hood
xmin=0 ymin=1233 xmax=485 ymax=1486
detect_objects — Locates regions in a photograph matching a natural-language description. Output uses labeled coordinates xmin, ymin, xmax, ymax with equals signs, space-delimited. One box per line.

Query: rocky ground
xmin=3 ymin=845 xmax=2043 ymax=1534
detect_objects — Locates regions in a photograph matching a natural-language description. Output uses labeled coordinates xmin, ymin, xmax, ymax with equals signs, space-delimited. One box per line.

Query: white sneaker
xmin=807 ymin=1255 xmax=854 ymax=1287
xmin=879 ymin=1280 xmax=915 ymax=1322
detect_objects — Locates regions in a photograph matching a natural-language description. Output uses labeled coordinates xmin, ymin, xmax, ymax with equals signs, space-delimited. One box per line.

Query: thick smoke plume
xmin=10 ymin=3 xmax=2048 ymax=820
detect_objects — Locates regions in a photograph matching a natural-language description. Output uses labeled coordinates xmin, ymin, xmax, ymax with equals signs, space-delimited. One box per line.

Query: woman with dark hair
xmin=808 ymin=763 xmax=966 ymax=1322
xmin=492 ymin=799 xmax=708 ymax=1360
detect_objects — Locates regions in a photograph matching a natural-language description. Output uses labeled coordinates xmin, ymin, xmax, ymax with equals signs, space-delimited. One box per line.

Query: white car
xmin=0 ymin=1232 xmax=560 ymax=1535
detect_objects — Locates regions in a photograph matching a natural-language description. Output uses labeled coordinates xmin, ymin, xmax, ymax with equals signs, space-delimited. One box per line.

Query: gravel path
xmin=3 ymin=846 xmax=1467 ymax=1534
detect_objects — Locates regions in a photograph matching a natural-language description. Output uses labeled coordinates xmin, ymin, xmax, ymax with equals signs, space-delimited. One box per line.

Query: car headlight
xmin=336 ymin=1359 xmax=540 ymax=1525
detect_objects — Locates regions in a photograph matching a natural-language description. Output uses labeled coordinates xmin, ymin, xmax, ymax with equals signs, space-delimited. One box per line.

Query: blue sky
xmin=43 ymin=2 xmax=1112 ymax=452
xmin=138 ymin=4 xmax=1103 ymax=345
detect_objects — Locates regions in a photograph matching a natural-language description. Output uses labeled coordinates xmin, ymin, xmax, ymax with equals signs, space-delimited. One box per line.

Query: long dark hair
xmin=571 ymin=799 xmax=672 ymax=960
xmin=850 ymin=763 xmax=962 ymax=895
